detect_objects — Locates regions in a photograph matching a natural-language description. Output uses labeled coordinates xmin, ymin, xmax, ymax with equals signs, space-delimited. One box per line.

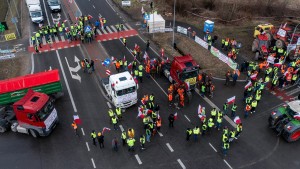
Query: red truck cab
xmin=169 ymin=55 xmax=199 ymax=90
xmin=13 ymin=89 xmax=58 ymax=137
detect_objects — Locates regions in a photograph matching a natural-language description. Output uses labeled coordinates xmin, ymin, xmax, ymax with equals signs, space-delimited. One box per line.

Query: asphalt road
xmin=1 ymin=0 xmax=300 ymax=169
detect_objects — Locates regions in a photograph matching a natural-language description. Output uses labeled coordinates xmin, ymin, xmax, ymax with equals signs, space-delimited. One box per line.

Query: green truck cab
xmin=269 ymin=100 xmax=300 ymax=142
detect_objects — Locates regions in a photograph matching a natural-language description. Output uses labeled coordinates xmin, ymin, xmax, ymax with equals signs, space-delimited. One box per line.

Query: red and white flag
xmin=294 ymin=112 xmax=300 ymax=120
xmin=250 ymin=73 xmax=257 ymax=80
xmin=123 ymin=55 xmax=126 ymax=61
xmin=111 ymin=56 xmax=115 ymax=61
xmin=134 ymin=43 xmax=138 ymax=50
xmin=157 ymin=112 xmax=160 ymax=120
xmin=174 ymin=112 xmax=178 ymax=120
xmin=227 ymin=96 xmax=236 ymax=104
xmin=197 ymin=104 xmax=202 ymax=114
xmin=63 ymin=19 xmax=68 ymax=23
xmin=198 ymin=114 xmax=206 ymax=122
xmin=274 ymin=62 xmax=282 ymax=67
xmin=73 ymin=115 xmax=82 ymax=125
xmin=102 ymin=127 xmax=111 ymax=134
xmin=137 ymin=108 xmax=145 ymax=119
xmin=143 ymin=52 xmax=149 ymax=60
xmin=106 ymin=69 xmax=111 ymax=76
xmin=128 ymin=62 xmax=133 ymax=70
xmin=234 ymin=116 xmax=241 ymax=124
xmin=244 ymin=81 xmax=252 ymax=89
xmin=284 ymin=71 xmax=289 ymax=77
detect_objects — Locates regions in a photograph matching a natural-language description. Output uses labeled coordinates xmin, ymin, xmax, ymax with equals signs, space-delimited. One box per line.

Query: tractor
xmin=252 ymin=34 xmax=270 ymax=60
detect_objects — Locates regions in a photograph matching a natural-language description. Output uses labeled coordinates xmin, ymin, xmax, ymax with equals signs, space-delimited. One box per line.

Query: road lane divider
xmin=135 ymin=154 xmax=142 ymax=165
xmin=157 ymin=131 xmax=163 ymax=137
xmin=91 ymin=158 xmax=96 ymax=168
xmin=209 ymin=142 xmax=217 ymax=152
xmin=86 ymin=142 xmax=90 ymax=151
xmin=56 ymin=50 xmax=78 ymax=112
xmin=166 ymin=143 xmax=174 ymax=152
xmin=119 ymin=125 xmax=124 ymax=132
xmin=184 ymin=115 xmax=191 ymax=123
xmin=224 ymin=159 xmax=233 ymax=169
xmin=107 ymin=102 xmax=112 ymax=108
xmin=177 ymin=159 xmax=186 ymax=169
xmin=81 ymin=128 xmax=85 ymax=136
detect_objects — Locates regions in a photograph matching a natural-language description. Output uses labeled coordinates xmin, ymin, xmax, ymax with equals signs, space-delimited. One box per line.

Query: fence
xmin=176 ymin=25 xmax=237 ymax=69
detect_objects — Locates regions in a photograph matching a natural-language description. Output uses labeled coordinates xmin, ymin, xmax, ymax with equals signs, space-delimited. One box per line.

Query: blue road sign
xmin=84 ymin=26 xmax=92 ymax=33
xmin=104 ymin=58 xmax=111 ymax=66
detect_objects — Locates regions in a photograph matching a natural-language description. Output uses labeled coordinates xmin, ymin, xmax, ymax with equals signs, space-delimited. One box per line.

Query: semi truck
xmin=269 ymin=100 xmax=300 ymax=142
xmin=0 ymin=70 xmax=63 ymax=137
xmin=47 ymin=0 xmax=61 ymax=12
xmin=102 ymin=71 xmax=138 ymax=108
xmin=162 ymin=54 xmax=200 ymax=102
xmin=26 ymin=0 xmax=44 ymax=23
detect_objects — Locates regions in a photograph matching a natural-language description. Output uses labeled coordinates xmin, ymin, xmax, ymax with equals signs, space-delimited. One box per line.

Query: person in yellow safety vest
xmin=222 ymin=133 xmax=228 ymax=143
xmin=186 ymin=128 xmax=193 ymax=141
xmin=127 ymin=138 xmax=136 ymax=152
xmin=207 ymin=34 xmax=212 ymax=42
xmin=121 ymin=131 xmax=127 ymax=146
xmin=112 ymin=116 xmax=118 ymax=130
xmin=271 ymin=76 xmax=278 ymax=90
xmin=210 ymin=108 xmax=217 ymax=121
xmin=108 ymin=109 xmax=114 ymax=123
xmin=207 ymin=118 xmax=214 ymax=133
xmin=223 ymin=142 xmax=230 ymax=157
xmin=292 ymin=73 xmax=298 ymax=85
xmin=123 ymin=37 xmax=126 ymax=46
xmin=134 ymin=69 xmax=139 ymax=77
xmin=223 ymin=126 xmax=229 ymax=135
xmin=91 ymin=130 xmax=97 ymax=146
xmin=216 ymin=116 xmax=222 ymax=130
xmin=151 ymin=111 xmax=157 ymax=122
xmin=251 ymin=99 xmax=258 ymax=114
xmin=264 ymin=75 xmax=270 ymax=83
xmin=84 ymin=15 xmax=88 ymax=21
xmin=231 ymin=103 xmax=237 ymax=117
xmin=277 ymin=48 xmax=284 ymax=56
xmin=193 ymin=126 xmax=200 ymax=142
xmin=221 ymin=38 xmax=225 ymax=49
xmin=149 ymin=94 xmax=155 ymax=102
xmin=229 ymin=130 xmax=236 ymax=142
xmin=116 ymin=107 xmax=122 ymax=119
xmin=35 ymin=32 xmax=41 ymax=41
xmin=255 ymin=92 xmax=261 ymax=103
xmin=31 ymin=36 xmax=36 ymax=45
xmin=224 ymin=40 xmax=229 ymax=51
xmin=140 ymin=135 xmax=146 ymax=149
xmin=236 ymin=123 xmax=242 ymax=137
xmin=148 ymin=101 xmax=154 ymax=110
xmin=143 ymin=116 xmax=149 ymax=129
xmin=139 ymin=70 xmax=143 ymax=83
xmin=124 ymin=60 xmax=128 ymax=70
xmin=58 ymin=26 xmax=63 ymax=35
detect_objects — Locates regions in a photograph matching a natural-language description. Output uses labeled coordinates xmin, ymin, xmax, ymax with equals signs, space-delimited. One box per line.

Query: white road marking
xmin=157 ymin=131 xmax=163 ymax=137
xmin=81 ymin=128 xmax=85 ymax=136
xmin=105 ymin=0 xmax=116 ymax=12
xmin=177 ymin=159 xmax=186 ymax=169
xmin=209 ymin=143 xmax=217 ymax=152
xmin=107 ymin=102 xmax=112 ymax=108
xmin=31 ymin=53 xmax=34 ymax=74
xmin=224 ymin=160 xmax=233 ymax=169
xmin=184 ymin=115 xmax=191 ymax=122
xmin=91 ymin=158 xmax=96 ymax=168
xmin=42 ymin=0 xmax=51 ymax=25
xmin=110 ymin=25 xmax=117 ymax=32
xmin=166 ymin=143 xmax=174 ymax=152
xmin=119 ymin=125 xmax=124 ymax=132
xmin=125 ymin=23 xmax=133 ymax=30
xmin=106 ymin=26 xmax=113 ymax=33
xmin=56 ymin=50 xmax=78 ymax=112
xmin=86 ymin=142 xmax=90 ymax=151
xmin=123 ymin=24 xmax=128 ymax=31
xmin=135 ymin=154 xmax=142 ymax=165
xmin=93 ymin=5 xmax=95 ymax=8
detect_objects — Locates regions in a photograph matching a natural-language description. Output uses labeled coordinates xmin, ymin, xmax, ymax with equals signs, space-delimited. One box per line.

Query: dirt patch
xmin=151 ymin=32 xmax=239 ymax=78
xmin=0 ymin=0 xmax=8 ymax=21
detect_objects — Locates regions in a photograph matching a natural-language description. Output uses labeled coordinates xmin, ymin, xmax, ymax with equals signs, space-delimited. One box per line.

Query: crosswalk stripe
xmin=286 ymin=86 xmax=300 ymax=96
xmin=123 ymin=25 xmax=129 ymax=31
xmin=101 ymin=28 xmax=108 ymax=34
xmin=97 ymin=29 xmax=102 ymax=35
xmin=106 ymin=26 xmax=113 ymax=33
xmin=110 ymin=25 xmax=117 ymax=32
xmin=54 ymin=36 xmax=59 ymax=43
xmin=125 ymin=23 xmax=132 ymax=30
xmin=60 ymin=35 xmax=65 ymax=42
xmin=42 ymin=37 xmax=47 ymax=45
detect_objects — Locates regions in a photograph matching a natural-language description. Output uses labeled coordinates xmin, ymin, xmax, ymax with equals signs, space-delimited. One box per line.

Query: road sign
xmin=103 ymin=58 xmax=111 ymax=66
xmin=84 ymin=26 xmax=92 ymax=33
xmin=5 ymin=33 xmax=16 ymax=41
xmin=144 ymin=13 xmax=150 ymax=20
xmin=11 ymin=17 xmax=18 ymax=24
xmin=106 ymin=69 xmax=111 ymax=76
xmin=122 ymin=0 xmax=131 ymax=7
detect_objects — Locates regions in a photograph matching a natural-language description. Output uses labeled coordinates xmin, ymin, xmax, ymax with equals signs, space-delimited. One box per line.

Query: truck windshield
xmin=180 ymin=70 xmax=198 ymax=81
xmin=49 ymin=1 xmax=60 ymax=5
xmin=31 ymin=11 xmax=42 ymax=17
xmin=116 ymin=86 xmax=136 ymax=96
xmin=36 ymin=99 xmax=54 ymax=121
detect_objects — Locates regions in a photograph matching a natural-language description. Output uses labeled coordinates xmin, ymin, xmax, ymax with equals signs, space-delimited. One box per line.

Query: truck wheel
xmin=286 ymin=129 xmax=300 ymax=142
xmin=254 ymin=52 xmax=259 ymax=61
xmin=251 ymin=39 xmax=259 ymax=52
xmin=29 ymin=129 xmax=39 ymax=138
xmin=265 ymin=32 xmax=273 ymax=42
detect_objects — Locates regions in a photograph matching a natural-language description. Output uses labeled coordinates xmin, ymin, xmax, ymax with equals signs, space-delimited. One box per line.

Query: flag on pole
xmin=134 ymin=43 xmax=138 ymax=50
xmin=137 ymin=107 xmax=145 ymax=119
xmin=157 ymin=112 xmax=160 ymax=120
xmin=198 ymin=114 xmax=206 ymax=122
xmin=244 ymin=81 xmax=252 ymax=89
xmin=234 ymin=116 xmax=241 ymax=124
xmin=123 ymin=55 xmax=126 ymax=61
xmin=106 ymin=69 xmax=111 ymax=76
xmin=63 ymin=19 xmax=68 ymax=23
xmin=197 ymin=104 xmax=202 ymax=114
xmin=250 ymin=73 xmax=257 ymax=80
xmin=174 ymin=112 xmax=178 ymax=120
xmin=73 ymin=115 xmax=82 ymax=124
xmin=128 ymin=62 xmax=132 ymax=70
xmin=227 ymin=96 xmax=236 ymax=104
xmin=274 ymin=62 xmax=282 ymax=67
xmin=102 ymin=127 xmax=111 ymax=134
xmin=143 ymin=52 xmax=149 ymax=60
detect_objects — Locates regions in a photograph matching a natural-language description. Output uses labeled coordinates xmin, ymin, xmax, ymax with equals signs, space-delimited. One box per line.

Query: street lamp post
xmin=172 ymin=0 xmax=176 ymax=48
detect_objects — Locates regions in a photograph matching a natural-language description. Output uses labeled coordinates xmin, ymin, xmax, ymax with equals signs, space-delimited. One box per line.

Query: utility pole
xmin=12 ymin=0 xmax=20 ymax=18
xmin=7 ymin=0 xmax=20 ymax=38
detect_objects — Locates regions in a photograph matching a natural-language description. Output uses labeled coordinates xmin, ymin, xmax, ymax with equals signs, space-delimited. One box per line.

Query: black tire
xmin=252 ymin=39 xmax=259 ymax=52
xmin=29 ymin=129 xmax=39 ymax=138
xmin=0 ymin=125 xmax=7 ymax=133
xmin=285 ymin=129 xmax=300 ymax=142
xmin=275 ymin=40 xmax=285 ymax=49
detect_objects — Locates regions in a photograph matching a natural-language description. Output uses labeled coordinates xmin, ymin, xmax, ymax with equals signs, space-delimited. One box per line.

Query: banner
xmin=195 ymin=36 xmax=208 ymax=49
xmin=177 ymin=26 xmax=187 ymax=35
xmin=122 ymin=1 xmax=131 ymax=6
